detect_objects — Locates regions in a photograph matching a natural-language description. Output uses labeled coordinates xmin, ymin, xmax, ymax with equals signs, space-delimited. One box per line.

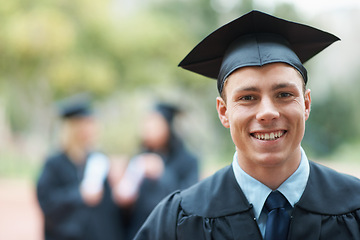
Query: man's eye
xmin=240 ymin=96 xmax=255 ymax=101
xmin=278 ymin=92 xmax=293 ymax=98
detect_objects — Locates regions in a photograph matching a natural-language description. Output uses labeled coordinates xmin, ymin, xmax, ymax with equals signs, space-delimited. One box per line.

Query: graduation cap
xmin=178 ymin=10 xmax=340 ymax=94
xmin=154 ymin=103 xmax=180 ymax=125
xmin=57 ymin=93 xmax=93 ymax=119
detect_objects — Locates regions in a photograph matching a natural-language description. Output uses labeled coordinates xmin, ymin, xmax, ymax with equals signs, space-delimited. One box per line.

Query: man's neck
xmin=237 ymin=150 xmax=302 ymax=190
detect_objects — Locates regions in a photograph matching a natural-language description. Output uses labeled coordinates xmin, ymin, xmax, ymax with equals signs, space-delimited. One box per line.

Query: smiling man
xmin=217 ymin=62 xmax=311 ymax=191
xmin=134 ymin=11 xmax=360 ymax=240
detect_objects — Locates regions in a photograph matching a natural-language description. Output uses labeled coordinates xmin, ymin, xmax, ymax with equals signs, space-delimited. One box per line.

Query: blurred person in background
xmin=36 ymin=94 xmax=123 ymax=240
xmin=113 ymin=103 xmax=199 ymax=240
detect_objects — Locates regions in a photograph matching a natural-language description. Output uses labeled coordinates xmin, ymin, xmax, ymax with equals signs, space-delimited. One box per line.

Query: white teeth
xmin=270 ymin=132 xmax=275 ymax=139
xmin=253 ymin=131 xmax=284 ymax=141
xmin=265 ymin=133 xmax=270 ymax=140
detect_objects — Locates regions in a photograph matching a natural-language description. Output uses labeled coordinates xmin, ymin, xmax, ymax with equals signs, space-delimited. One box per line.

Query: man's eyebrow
xmin=271 ymin=82 xmax=298 ymax=91
xmin=234 ymin=86 xmax=260 ymax=92
xmin=232 ymin=82 xmax=298 ymax=93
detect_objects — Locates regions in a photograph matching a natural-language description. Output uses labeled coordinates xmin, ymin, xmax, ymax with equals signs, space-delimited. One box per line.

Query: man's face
xmin=216 ymin=63 xmax=311 ymax=171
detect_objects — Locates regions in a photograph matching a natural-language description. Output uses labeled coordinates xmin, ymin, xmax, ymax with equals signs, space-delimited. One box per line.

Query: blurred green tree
xmin=0 ymin=0 xmax=359 ymax=163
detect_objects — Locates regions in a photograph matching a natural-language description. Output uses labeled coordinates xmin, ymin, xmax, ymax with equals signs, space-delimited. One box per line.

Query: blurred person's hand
xmin=113 ymin=156 xmax=145 ymax=207
xmin=138 ymin=153 xmax=164 ymax=180
xmin=80 ymin=187 xmax=103 ymax=206
xmin=113 ymin=177 xmax=139 ymax=207
xmin=80 ymin=152 xmax=110 ymax=206
xmin=107 ymin=155 xmax=129 ymax=188
xmin=113 ymin=153 xmax=164 ymax=207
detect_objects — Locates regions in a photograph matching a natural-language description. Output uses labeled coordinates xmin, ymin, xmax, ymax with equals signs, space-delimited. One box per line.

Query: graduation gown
xmin=37 ymin=151 xmax=123 ymax=240
xmin=134 ymin=161 xmax=360 ymax=240
xmin=123 ymin=141 xmax=199 ymax=240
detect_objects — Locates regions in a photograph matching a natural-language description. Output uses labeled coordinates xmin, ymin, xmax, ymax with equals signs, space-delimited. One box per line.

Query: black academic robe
xmin=134 ymin=161 xmax=360 ymax=240
xmin=37 ymin=151 xmax=123 ymax=240
xmin=123 ymin=140 xmax=199 ymax=240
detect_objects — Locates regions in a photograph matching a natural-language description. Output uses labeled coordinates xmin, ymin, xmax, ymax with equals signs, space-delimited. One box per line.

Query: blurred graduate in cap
xmin=134 ymin=11 xmax=360 ymax=240
xmin=113 ymin=102 xmax=199 ymax=240
xmin=36 ymin=94 xmax=123 ymax=240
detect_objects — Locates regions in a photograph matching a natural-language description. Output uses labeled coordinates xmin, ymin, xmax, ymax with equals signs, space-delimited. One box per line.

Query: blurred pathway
xmin=0 ymin=179 xmax=43 ymax=240
xmin=315 ymin=160 xmax=360 ymax=178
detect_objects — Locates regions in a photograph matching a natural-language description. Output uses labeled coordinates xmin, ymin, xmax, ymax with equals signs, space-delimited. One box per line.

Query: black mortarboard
xmin=154 ymin=103 xmax=180 ymax=125
xmin=179 ymin=10 xmax=340 ymax=94
xmin=57 ymin=93 xmax=93 ymax=119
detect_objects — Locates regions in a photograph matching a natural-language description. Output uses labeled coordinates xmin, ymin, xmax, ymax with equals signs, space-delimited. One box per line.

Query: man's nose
xmin=255 ymin=97 xmax=280 ymax=122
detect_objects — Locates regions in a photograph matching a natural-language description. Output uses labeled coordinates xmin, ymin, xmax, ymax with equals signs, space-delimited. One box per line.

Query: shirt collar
xmin=232 ymin=147 xmax=310 ymax=219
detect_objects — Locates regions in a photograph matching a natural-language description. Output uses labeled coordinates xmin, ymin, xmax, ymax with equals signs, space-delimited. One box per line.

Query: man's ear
xmin=216 ymin=97 xmax=230 ymax=128
xmin=304 ymin=89 xmax=311 ymax=121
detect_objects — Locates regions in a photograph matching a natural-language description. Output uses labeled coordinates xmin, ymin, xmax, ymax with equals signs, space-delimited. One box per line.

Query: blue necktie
xmin=264 ymin=191 xmax=291 ymax=240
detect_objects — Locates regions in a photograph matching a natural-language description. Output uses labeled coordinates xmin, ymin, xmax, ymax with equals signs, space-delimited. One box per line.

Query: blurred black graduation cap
xmin=154 ymin=103 xmax=181 ymax=125
xmin=57 ymin=93 xmax=93 ymax=119
xmin=179 ymin=10 xmax=340 ymax=93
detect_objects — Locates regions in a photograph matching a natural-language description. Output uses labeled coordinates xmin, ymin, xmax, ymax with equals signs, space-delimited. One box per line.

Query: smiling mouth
xmin=250 ymin=130 xmax=286 ymax=141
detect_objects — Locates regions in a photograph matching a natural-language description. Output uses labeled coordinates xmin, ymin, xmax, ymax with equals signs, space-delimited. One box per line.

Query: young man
xmin=134 ymin=11 xmax=360 ymax=240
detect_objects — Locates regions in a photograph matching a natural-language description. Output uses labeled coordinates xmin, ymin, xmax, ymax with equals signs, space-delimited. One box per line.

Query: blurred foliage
xmin=0 ymin=0 xmax=360 ymax=180
xmin=0 ymin=150 xmax=41 ymax=180
xmin=304 ymin=91 xmax=355 ymax=156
